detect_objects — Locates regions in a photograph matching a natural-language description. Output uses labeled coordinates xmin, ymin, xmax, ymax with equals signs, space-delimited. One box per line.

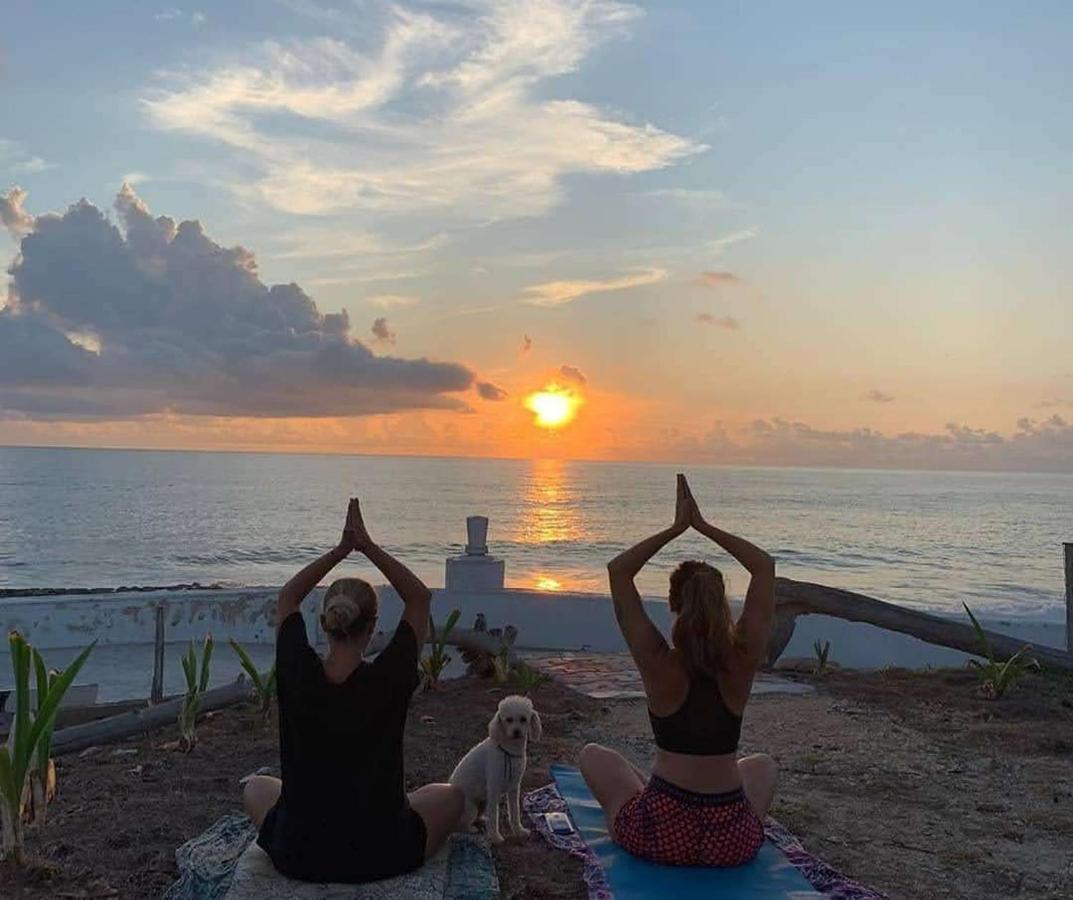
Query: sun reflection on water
xmin=515 ymin=458 xmax=586 ymax=545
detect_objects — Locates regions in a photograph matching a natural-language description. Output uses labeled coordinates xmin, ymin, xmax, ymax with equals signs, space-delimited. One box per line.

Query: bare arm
xmin=606 ymin=475 xmax=693 ymax=675
xmin=349 ymin=499 xmax=432 ymax=646
xmin=686 ymin=479 xmax=775 ymax=664
xmin=276 ymin=502 xmax=353 ymax=630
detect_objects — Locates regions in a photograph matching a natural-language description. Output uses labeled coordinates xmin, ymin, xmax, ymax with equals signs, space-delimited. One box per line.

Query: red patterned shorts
xmin=612 ymin=775 xmax=764 ymax=867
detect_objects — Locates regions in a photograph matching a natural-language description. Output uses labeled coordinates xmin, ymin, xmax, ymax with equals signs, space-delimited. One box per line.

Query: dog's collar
xmin=494 ymin=742 xmax=525 ymax=759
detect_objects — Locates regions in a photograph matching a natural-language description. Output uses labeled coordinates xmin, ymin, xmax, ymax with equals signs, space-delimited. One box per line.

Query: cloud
xmin=273 ymin=230 xmax=447 ymax=260
xmin=643 ymin=188 xmax=729 ymax=207
xmin=559 ymin=364 xmax=587 ymax=385
xmin=696 ymin=313 xmax=739 ymax=330
xmin=476 ymin=381 xmax=508 ymax=401
xmin=155 ymin=8 xmax=183 ymax=21
xmin=0 ymin=186 xmax=481 ymax=419
xmin=708 ymin=228 xmax=757 ymax=255
xmin=694 ymin=270 xmax=739 ymax=288
xmin=370 ymin=316 xmax=396 ymax=344
xmin=680 ymin=416 xmax=1073 ymax=474
xmin=1 ymin=140 xmax=54 ymax=178
xmin=191 ymin=11 xmax=206 ymax=26
xmin=523 ymin=267 xmax=666 ymax=307
xmin=521 ymin=335 xmax=532 ymax=353
xmin=368 ymin=294 xmax=419 ymax=309
xmin=141 ymin=1 xmax=702 ymax=218
xmin=0 ymin=186 xmax=35 ymax=237
xmin=863 ymin=389 xmax=895 ymax=403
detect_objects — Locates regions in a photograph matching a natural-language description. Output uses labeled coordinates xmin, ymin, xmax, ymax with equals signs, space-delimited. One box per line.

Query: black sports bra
xmin=648 ymin=675 xmax=742 ymax=756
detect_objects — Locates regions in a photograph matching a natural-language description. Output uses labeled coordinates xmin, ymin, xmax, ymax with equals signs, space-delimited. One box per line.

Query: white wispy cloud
xmin=522 ymin=266 xmax=666 ymax=307
xmin=142 ymin=1 xmax=702 ymax=219
xmin=367 ymin=294 xmax=420 ymax=309
xmin=0 ymin=140 xmax=54 ymax=176
xmin=708 ymin=227 xmax=757 ymax=254
xmin=272 ymin=230 xmax=448 ymax=260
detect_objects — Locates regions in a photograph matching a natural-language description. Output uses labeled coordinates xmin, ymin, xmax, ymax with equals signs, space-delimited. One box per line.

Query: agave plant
xmin=420 ymin=609 xmax=461 ymax=691
xmin=0 ymin=632 xmax=95 ymax=863
xmin=963 ymin=603 xmax=1040 ymax=700
xmin=511 ymin=664 xmax=550 ymax=694
xmin=812 ymin=639 xmax=831 ymax=677
xmin=178 ymin=635 xmax=214 ymax=751
xmin=228 ymin=638 xmax=276 ymax=724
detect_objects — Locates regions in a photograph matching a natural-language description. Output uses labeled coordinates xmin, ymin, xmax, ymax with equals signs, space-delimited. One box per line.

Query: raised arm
xmin=606 ymin=474 xmax=693 ymax=673
xmin=348 ymin=499 xmax=432 ymax=646
xmin=275 ymin=499 xmax=355 ymax=630
xmin=686 ymin=478 xmax=775 ymax=665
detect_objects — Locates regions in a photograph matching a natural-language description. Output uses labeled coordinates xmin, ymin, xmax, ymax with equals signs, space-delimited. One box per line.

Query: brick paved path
xmin=522 ymin=651 xmax=814 ymax=700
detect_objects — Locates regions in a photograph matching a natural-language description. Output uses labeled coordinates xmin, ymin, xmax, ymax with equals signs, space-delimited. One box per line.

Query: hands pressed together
xmin=337 ymin=497 xmax=375 ymax=555
xmin=672 ymin=473 xmax=708 ymax=535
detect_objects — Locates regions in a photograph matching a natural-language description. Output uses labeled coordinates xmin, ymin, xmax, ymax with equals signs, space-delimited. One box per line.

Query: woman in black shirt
xmin=242 ymin=498 xmax=464 ymax=883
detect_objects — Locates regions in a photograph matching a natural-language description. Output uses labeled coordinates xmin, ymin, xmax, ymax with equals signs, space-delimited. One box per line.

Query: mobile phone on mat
xmin=545 ymin=812 xmax=575 ymax=835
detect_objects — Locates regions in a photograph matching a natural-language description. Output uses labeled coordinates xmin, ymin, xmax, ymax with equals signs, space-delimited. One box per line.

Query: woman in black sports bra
xmin=580 ymin=474 xmax=777 ymax=868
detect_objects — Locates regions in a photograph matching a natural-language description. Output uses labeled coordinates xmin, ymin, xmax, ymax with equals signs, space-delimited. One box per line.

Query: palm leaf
xmin=32 ymin=650 xmax=52 ymax=780
xmin=10 ymin=633 xmax=32 ymax=781
xmin=228 ymin=639 xmax=263 ymax=693
xmin=962 ymin=603 xmax=994 ymax=664
xmin=198 ymin=636 xmax=214 ymax=693
xmin=20 ymin=642 xmax=95 ymax=776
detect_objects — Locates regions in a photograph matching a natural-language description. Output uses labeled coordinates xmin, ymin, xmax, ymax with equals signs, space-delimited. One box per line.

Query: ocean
xmin=0 ymin=447 xmax=1069 ymax=622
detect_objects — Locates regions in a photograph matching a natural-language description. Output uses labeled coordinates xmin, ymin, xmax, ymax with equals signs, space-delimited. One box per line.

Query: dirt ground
xmin=1 ymin=666 xmax=1071 ymax=899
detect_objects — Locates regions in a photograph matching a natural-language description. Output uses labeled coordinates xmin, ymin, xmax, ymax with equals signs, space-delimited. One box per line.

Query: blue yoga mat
xmin=550 ymin=764 xmax=822 ymax=899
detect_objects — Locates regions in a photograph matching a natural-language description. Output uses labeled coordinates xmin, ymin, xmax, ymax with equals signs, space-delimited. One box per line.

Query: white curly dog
xmin=449 ymin=694 xmax=542 ymax=844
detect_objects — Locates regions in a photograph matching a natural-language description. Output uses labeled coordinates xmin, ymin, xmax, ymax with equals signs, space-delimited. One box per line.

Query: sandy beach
xmin=2 ymin=665 xmax=1069 ymax=899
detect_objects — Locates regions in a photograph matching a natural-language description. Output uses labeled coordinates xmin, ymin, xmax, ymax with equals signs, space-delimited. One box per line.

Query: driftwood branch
xmin=52 ymin=677 xmax=251 ymax=756
xmin=770 ymin=577 xmax=1073 ymax=671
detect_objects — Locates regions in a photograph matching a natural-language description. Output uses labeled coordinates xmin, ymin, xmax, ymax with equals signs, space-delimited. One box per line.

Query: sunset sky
xmin=2 ymin=1 xmax=1072 ymax=471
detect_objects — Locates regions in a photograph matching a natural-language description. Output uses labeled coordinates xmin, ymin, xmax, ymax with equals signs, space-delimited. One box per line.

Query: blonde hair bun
xmin=321 ymin=578 xmax=378 ymax=638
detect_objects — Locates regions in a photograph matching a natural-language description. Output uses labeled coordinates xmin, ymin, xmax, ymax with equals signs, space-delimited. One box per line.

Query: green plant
xmin=178 ymin=635 xmax=214 ymax=751
xmin=963 ymin=603 xmax=1039 ymax=700
xmin=420 ymin=609 xmax=461 ymax=690
xmin=511 ymin=664 xmax=550 ymax=694
xmin=812 ymin=639 xmax=831 ymax=676
xmin=0 ymin=633 xmax=95 ymax=863
xmin=228 ymin=639 xmax=277 ymax=724
xmin=491 ymin=646 xmax=511 ymax=685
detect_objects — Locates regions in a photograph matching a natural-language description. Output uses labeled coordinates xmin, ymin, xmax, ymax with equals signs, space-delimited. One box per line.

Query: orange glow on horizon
xmin=524 ymin=384 xmax=583 ymax=429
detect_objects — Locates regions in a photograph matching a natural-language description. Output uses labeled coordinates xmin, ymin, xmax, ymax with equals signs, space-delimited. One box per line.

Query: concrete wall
xmin=1 ymin=584 xmax=1064 ymax=664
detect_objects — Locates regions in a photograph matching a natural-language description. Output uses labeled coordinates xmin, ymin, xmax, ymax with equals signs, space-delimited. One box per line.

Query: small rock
xmin=111 ymin=748 xmax=138 ymax=757
xmin=128 ymin=765 xmax=143 ymax=776
xmin=78 ymin=745 xmax=102 ymax=759
xmin=421 ymin=715 xmax=436 ymax=724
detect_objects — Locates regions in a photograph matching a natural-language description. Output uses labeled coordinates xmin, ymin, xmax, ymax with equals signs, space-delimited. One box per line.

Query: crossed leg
xmin=408 ymin=783 xmax=466 ymax=859
xmin=242 ymin=775 xmax=282 ymax=829
xmin=578 ymin=743 xmax=646 ymax=832
xmin=243 ymin=776 xmax=463 ymax=860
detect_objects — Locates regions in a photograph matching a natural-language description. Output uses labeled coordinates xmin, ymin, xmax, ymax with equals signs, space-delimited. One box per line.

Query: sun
xmin=524 ymin=384 xmax=582 ymax=429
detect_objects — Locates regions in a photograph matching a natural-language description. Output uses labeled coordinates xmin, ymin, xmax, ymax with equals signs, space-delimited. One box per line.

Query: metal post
xmin=1065 ymin=544 xmax=1073 ymax=657
xmin=151 ymin=603 xmax=166 ymax=704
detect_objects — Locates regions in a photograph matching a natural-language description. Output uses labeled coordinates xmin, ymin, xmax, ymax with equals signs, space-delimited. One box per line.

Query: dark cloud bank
xmin=1 ymin=186 xmax=500 ymax=419
xmin=685 ymin=417 xmax=1073 ymax=474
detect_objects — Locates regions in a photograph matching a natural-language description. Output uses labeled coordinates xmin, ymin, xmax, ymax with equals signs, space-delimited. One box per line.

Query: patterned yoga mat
xmin=523 ymin=782 xmax=887 ymax=900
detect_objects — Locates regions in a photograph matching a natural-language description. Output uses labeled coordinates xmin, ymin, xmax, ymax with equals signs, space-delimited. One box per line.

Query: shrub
xmin=420 ymin=609 xmax=461 ymax=691
xmin=511 ymin=664 xmax=550 ymax=694
xmin=812 ymin=639 xmax=831 ymax=677
xmin=228 ymin=639 xmax=276 ymax=724
xmin=0 ymin=633 xmax=95 ymax=863
xmin=963 ymin=603 xmax=1039 ymax=700
xmin=178 ymin=635 xmax=214 ymax=751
